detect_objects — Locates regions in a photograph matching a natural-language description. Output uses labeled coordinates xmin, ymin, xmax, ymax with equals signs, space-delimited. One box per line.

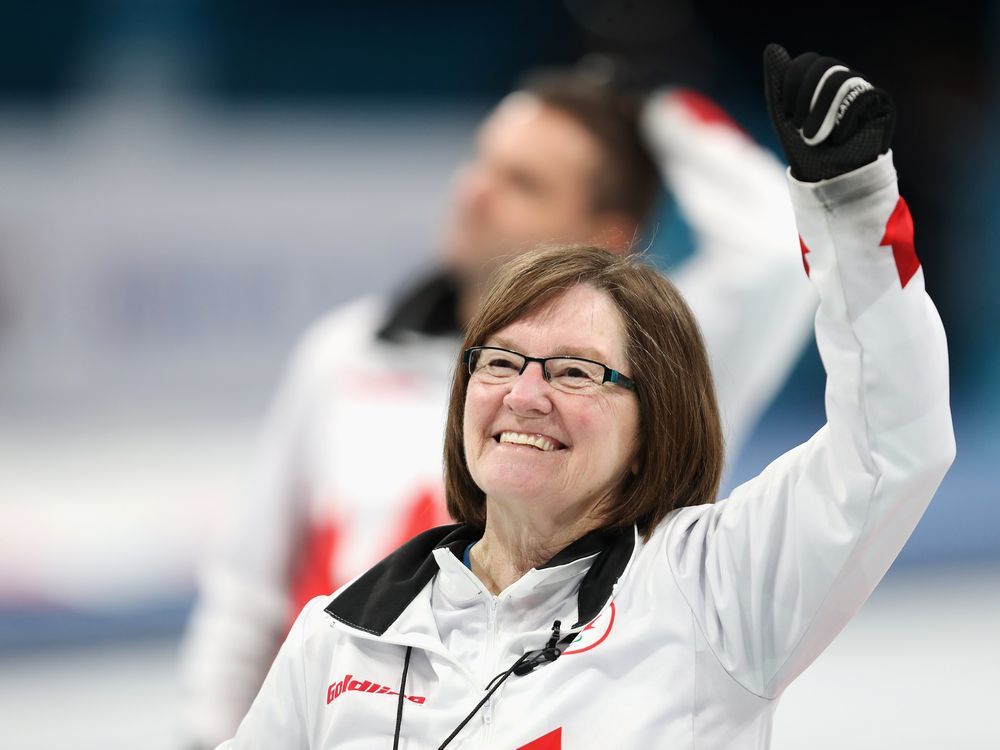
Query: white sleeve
xmin=662 ymin=152 xmax=955 ymax=698
xmin=642 ymin=90 xmax=818 ymax=466
xmin=179 ymin=326 xmax=325 ymax=748
xmin=214 ymin=597 xmax=325 ymax=750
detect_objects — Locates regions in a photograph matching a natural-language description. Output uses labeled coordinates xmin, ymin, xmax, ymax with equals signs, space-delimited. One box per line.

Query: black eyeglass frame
xmin=462 ymin=346 xmax=637 ymax=392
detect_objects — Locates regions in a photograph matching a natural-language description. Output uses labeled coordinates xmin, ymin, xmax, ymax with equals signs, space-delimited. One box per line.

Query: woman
xmin=217 ymin=46 xmax=954 ymax=749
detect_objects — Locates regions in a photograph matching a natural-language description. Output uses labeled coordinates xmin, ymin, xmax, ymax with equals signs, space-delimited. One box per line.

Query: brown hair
xmin=444 ymin=245 xmax=723 ymax=540
xmin=519 ymin=70 xmax=660 ymax=225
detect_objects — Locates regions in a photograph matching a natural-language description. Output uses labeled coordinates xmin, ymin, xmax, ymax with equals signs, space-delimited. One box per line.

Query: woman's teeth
xmin=498 ymin=431 xmax=558 ymax=452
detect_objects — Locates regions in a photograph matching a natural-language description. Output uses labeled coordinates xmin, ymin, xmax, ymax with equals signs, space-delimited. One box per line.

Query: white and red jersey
xmin=216 ymin=152 xmax=954 ymax=749
xmin=179 ymin=90 xmax=818 ymax=747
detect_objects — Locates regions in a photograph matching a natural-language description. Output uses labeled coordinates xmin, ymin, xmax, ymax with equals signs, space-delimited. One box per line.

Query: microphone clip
xmin=512 ymin=620 xmax=564 ymax=676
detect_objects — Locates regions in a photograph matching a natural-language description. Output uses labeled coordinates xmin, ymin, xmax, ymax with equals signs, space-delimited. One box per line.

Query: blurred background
xmin=0 ymin=1 xmax=996 ymax=748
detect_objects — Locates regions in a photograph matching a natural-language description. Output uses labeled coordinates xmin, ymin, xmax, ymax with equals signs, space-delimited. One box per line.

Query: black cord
xmin=386 ymin=619 xmax=576 ymax=749
xmin=437 ymin=652 xmax=533 ymax=750
xmin=437 ymin=620 xmax=571 ymax=748
xmin=393 ymin=646 xmax=413 ymax=750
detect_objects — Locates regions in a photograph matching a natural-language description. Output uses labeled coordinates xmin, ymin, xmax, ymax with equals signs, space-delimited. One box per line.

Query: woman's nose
xmin=502 ymin=361 xmax=553 ymax=415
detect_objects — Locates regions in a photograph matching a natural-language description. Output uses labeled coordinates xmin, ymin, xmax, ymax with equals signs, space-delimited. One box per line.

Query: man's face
xmin=440 ymin=94 xmax=610 ymax=280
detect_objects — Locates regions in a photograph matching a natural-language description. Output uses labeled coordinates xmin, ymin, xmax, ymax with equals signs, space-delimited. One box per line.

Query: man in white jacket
xmin=180 ymin=66 xmax=817 ymax=747
xmin=215 ymin=44 xmax=954 ymax=749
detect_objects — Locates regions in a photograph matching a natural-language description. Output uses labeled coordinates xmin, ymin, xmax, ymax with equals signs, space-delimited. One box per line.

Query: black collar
xmin=376 ymin=270 xmax=462 ymax=342
xmin=324 ymin=523 xmax=636 ymax=636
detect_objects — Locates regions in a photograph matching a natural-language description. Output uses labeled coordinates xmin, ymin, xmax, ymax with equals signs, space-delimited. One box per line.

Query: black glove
xmin=764 ymin=44 xmax=896 ymax=182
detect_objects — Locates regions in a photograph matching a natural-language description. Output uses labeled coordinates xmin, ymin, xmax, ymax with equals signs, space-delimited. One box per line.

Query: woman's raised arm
xmin=659 ymin=45 xmax=955 ymax=699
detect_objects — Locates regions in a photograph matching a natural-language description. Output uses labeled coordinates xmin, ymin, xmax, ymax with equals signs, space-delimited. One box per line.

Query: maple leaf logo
xmin=880 ymin=197 xmax=920 ymax=288
xmin=518 ymin=727 xmax=562 ymax=749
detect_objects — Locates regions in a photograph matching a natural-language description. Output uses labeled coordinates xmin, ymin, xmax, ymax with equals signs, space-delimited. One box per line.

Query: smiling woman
xmin=216 ymin=47 xmax=955 ymax=750
xmin=445 ymin=247 xmax=723 ymax=564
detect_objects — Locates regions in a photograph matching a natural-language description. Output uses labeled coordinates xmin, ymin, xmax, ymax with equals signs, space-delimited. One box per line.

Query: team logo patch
xmin=563 ymin=602 xmax=616 ymax=655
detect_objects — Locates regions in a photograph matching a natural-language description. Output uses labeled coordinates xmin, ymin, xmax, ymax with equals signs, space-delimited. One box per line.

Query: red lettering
xmin=326 ymin=674 xmax=427 ymax=705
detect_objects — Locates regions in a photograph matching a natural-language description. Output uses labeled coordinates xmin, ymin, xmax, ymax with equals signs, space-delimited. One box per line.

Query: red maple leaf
xmin=385 ymin=486 xmax=449 ymax=552
xmin=518 ymin=727 xmax=562 ymax=749
xmin=288 ymin=517 xmax=343 ymax=625
xmin=672 ymin=89 xmax=741 ymax=132
xmin=880 ymin=197 xmax=920 ymax=288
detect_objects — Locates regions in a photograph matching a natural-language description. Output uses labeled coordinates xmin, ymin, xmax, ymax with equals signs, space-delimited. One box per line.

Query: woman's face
xmin=463 ymin=284 xmax=640 ymax=527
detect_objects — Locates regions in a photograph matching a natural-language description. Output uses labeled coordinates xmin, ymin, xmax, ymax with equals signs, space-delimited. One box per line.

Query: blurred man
xmin=179 ymin=70 xmax=815 ymax=747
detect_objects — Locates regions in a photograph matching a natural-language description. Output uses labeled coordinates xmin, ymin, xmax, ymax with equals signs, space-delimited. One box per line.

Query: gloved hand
xmin=763 ymin=44 xmax=896 ymax=182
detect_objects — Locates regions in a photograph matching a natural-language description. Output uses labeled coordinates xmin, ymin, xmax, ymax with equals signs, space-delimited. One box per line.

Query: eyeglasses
xmin=463 ymin=346 xmax=637 ymax=394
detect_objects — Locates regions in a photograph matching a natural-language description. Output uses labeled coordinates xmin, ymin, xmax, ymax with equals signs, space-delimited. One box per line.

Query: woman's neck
xmin=469 ymin=501 xmax=603 ymax=595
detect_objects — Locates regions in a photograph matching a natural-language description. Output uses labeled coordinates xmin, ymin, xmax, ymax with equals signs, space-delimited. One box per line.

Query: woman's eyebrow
xmin=484 ymin=335 xmax=519 ymax=350
xmin=555 ymin=346 xmax=607 ymax=361
xmin=487 ymin=335 xmax=607 ymax=362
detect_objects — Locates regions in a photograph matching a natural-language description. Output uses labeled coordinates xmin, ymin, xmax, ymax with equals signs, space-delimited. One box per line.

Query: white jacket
xmin=218 ymin=153 xmax=954 ymax=749
xmin=182 ymin=90 xmax=818 ymax=747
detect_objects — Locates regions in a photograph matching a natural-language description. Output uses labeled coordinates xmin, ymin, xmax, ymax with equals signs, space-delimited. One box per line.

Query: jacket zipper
xmin=482 ymin=596 xmax=500 ymax=743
